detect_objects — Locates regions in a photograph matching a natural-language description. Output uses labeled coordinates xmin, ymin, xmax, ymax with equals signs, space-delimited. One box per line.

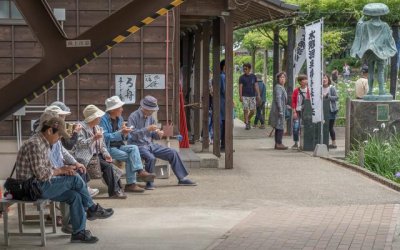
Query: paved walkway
xmin=1 ymin=120 xmax=400 ymax=249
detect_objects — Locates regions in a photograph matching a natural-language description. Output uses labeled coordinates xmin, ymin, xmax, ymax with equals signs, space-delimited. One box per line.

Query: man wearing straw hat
xmin=100 ymin=96 xmax=155 ymax=193
xmin=128 ymin=95 xmax=197 ymax=190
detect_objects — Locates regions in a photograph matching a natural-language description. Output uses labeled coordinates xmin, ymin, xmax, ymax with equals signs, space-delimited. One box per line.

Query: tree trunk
xmin=263 ymin=49 xmax=268 ymax=82
xmin=273 ymin=27 xmax=280 ymax=86
xmin=251 ymin=49 xmax=256 ymax=73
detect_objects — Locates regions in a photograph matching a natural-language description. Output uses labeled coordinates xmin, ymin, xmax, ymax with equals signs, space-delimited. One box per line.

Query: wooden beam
xmin=201 ymin=22 xmax=211 ymax=151
xmin=193 ymin=27 xmax=202 ymax=141
xmin=174 ymin=7 xmax=181 ymax=128
xmin=212 ymin=17 xmax=221 ymax=157
xmin=224 ymin=14 xmax=234 ymax=169
xmin=272 ymin=27 xmax=280 ymax=86
xmin=286 ymin=24 xmax=295 ymax=135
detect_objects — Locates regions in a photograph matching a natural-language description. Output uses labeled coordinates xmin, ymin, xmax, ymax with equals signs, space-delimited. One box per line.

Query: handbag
xmin=86 ymin=127 xmax=103 ymax=179
xmin=4 ymin=163 xmax=42 ymax=201
xmin=86 ymin=155 xmax=102 ymax=179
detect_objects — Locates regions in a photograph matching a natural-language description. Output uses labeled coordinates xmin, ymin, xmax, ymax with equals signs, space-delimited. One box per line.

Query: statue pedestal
xmin=363 ymin=94 xmax=393 ymax=101
xmin=347 ymin=99 xmax=400 ymax=151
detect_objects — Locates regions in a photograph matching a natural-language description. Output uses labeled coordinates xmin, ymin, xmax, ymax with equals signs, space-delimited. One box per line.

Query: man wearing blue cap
xmin=128 ymin=95 xmax=196 ymax=190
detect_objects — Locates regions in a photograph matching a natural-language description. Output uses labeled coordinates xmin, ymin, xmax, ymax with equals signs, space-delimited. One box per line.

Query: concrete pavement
xmin=1 ymin=120 xmax=400 ymax=249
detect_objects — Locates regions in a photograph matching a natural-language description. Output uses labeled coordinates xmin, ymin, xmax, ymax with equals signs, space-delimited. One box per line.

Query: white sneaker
xmin=88 ymin=187 xmax=99 ymax=197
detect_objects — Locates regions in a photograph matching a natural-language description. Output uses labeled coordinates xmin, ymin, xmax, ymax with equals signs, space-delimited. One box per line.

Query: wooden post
xmin=182 ymin=34 xmax=191 ymax=133
xmin=212 ymin=17 xmax=221 ymax=157
xmin=224 ymin=14 xmax=233 ymax=169
xmin=187 ymin=32 xmax=194 ymax=137
xmin=193 ymin=27 xmax=202 ymax=142
xmin=202 ymin=22 xmax=211 ymax=151
xmin=390 ymin=24 xmax=399 ymax=99
xmin=173 ymin=7 xmax=180 ymax=129
xmin=272 ymin=27 xmax=280 ymax=86
xmin=286 ymin=24 xmax=295 ymax=136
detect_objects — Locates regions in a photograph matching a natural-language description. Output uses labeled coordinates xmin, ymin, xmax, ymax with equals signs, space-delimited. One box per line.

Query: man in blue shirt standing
xmin=127 ymin=96 xmax=196 ymax=190
xmin=239 ymin=63 xmax=260 ymax=130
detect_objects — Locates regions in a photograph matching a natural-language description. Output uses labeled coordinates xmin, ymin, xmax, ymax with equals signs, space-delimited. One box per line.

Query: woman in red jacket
xmin=291 ymin=75 xmax=310 ymax=149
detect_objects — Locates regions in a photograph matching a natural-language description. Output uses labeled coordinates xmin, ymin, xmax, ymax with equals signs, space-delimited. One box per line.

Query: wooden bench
xmin=0 ymin=199 xmax=57 ymax=246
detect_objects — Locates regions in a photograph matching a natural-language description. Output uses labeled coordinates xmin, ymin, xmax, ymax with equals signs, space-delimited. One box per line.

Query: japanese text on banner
xmin=305 ymin=21 xmax=323 ymax=123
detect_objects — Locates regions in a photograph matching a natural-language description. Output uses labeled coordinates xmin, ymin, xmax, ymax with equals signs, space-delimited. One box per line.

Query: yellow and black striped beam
xmin=1 ymin=0 xmax=184 ymax=120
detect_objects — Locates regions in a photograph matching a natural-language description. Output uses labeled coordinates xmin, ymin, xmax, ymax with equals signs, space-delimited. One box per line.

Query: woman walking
xmin=269 ymin=71 xmax=288 ymax=150
xmin=322 ymin=74 xmax=339 ymax=149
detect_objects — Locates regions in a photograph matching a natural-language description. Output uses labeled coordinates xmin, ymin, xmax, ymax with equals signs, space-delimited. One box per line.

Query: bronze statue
xmin=350 ymin=3 xmax=397 ymax=99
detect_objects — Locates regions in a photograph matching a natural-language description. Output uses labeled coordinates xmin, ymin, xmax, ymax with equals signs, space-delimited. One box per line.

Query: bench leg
xmin=3 ymin=206 xmax=9 ymax=246
xmin=39 ymin=204 xmax=46 ymax=246
xmin=50 ymin=202 xmax=57 ymax=233
xmin=17 ymin=203 xmax=23 ymax=233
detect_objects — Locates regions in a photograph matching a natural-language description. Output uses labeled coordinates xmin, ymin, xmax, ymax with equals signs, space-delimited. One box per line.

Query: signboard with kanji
xmin=144 ymin=74 xmax=165 ymax=89
xmin=115 ymin=75 xmax=136 ymax=104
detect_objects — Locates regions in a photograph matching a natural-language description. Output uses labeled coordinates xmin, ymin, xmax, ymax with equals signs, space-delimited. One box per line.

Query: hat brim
xmin=58 ymin=110 xmax=71 ymax=115
xmin=85 ymin=110 xmax=105 ymax=123
xmin=58 ymin=128 xmax=71 ymax=139
xmin=140 ymin=99 xmax=159 ymax=111
xmin=105 ymin=101 xmax=125 ymax=112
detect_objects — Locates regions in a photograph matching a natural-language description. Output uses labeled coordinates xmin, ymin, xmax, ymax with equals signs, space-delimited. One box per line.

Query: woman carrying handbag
xmin=72 ymin=105 xmax=127 ymax=199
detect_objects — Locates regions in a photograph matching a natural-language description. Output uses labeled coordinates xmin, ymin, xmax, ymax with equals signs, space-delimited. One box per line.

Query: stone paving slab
xmin=211 ymin=204 xmax=399 ymax=250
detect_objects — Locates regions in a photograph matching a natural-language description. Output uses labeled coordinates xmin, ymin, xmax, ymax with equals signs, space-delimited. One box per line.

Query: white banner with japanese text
xmin=293 ymin=28 xmax=306 ymax=83
xmin=305 ymin=21 xmax=322 ymax=123
xmin=115 ymin=75 xmax=136 ymax=104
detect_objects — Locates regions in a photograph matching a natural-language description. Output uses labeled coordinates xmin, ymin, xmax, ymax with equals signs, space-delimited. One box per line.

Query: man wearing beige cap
xmin=16 ymin=117 xmax=113 ymax=243
xmin=100 ymin=96 xmax=155 ymax=193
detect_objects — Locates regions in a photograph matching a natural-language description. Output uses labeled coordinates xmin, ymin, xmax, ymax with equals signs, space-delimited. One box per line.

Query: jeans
xmin=109 ymin=145 xmax=143 ymax=184
xmin=39 ymin=175 xmax=94 ymax=234
xmin=293 ymin=118 xmax=300 ymax=142
xmin=275 ymin=129 xmax=284 ymax=144
xmin=138 ymin=144 xmax=188 ymax=181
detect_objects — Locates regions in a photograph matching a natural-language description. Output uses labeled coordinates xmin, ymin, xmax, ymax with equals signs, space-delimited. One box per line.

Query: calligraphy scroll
xmin=115 ymin=75 xmax=136 ymax=104
xmin=144 ymin=74 xmax=166 ymax=89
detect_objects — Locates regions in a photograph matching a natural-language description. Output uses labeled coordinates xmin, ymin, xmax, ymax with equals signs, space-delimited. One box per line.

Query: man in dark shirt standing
xmin=239 ymin=63 xmax=260 ymax=130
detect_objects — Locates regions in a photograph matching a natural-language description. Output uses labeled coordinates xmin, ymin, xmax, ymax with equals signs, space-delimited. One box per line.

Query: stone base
xmin=313 ymin=144 xmax=328 ymax=157
xmin=363 ymin=94 xmax=393 ymax=101
xmin=349 ymin=100 xmax=400 ymax=150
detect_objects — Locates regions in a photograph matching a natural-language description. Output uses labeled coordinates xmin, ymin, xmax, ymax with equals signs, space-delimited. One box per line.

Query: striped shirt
xmin=16 ymin=133 xmax=54 ymax=181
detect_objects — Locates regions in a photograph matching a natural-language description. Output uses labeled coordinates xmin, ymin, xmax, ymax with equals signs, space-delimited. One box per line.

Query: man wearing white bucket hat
xmin=128 ymin=95 xmax=196 ymax=190
xmin=100 ymin=96 xmax=155 ymax=193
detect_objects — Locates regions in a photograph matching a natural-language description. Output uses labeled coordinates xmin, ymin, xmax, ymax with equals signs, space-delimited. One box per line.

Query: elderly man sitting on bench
xmin=127 ymin=95 xmax=197 ymax=190
xmin=15 ymin=117 xmax=113 ymax=244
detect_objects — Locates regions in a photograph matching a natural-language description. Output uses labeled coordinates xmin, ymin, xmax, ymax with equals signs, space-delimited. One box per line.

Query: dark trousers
xmin=254 ymin=102 xmax=265 ymax=125
xmin=275 ymin=129 xmax=284 ymax=144
xmin=329 ymin=119 xmax=336 ymax=141
xmin=139 ymin=144 xmax=189 ymax=181
xmin=98 ymin=156 xmax=121 ymax=196
xmin=220 ymin=119 xmax=225 ymax=148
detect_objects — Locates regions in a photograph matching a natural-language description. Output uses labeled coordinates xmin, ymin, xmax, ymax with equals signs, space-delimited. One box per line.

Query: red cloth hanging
xmin=179 ymin=86 xmax=190 ymax=148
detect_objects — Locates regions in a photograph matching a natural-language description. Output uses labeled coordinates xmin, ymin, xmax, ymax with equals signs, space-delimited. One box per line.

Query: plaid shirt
xmin=16 ymin=133 xmax=54 ymax=181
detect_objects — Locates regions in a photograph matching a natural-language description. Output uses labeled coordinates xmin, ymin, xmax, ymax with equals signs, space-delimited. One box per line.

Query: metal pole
xmin=320 ymin=18 xmax=324 ymax=145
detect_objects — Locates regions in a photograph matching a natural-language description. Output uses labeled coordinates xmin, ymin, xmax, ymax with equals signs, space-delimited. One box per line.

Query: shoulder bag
xmin=4 ymin=163 xmax=42 ymax=201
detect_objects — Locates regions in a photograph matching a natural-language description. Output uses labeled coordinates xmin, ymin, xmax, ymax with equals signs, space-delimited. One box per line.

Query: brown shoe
xmin=124 ymin=184 xmax=145 ymax=193
xmin=275 ymin=144 xmax=288 ymax=150
xmin=137 ymin=170 xmax=156 ymax=182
